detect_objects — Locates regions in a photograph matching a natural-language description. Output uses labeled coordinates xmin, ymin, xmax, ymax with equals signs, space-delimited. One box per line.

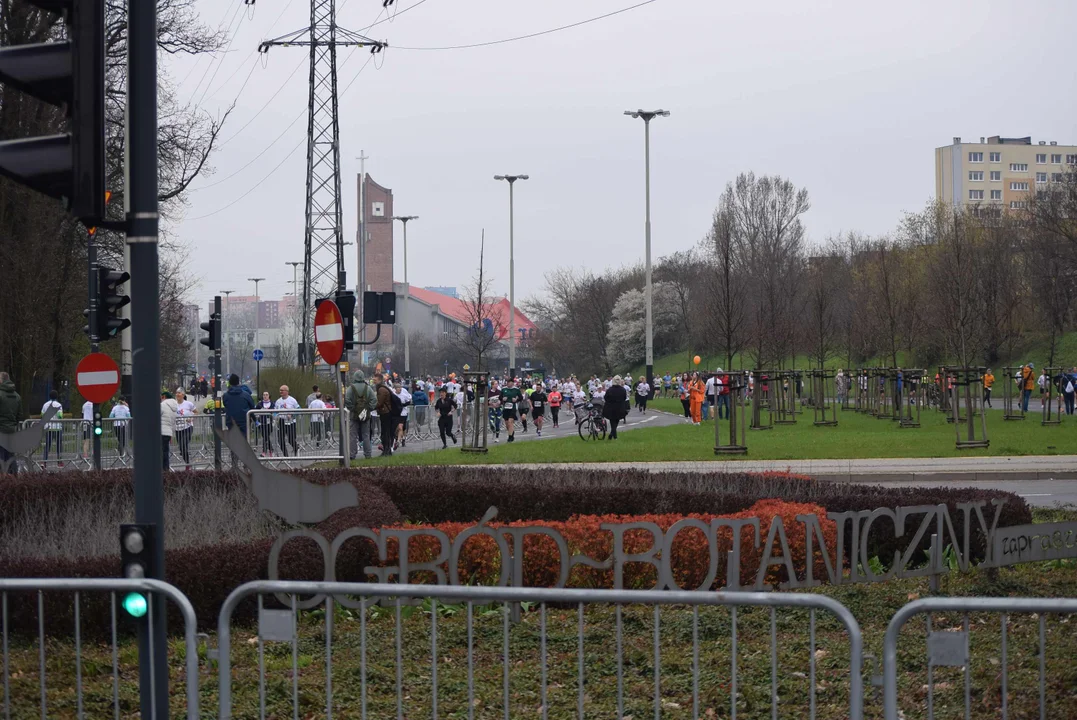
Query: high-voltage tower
xmin=259 ymin=2 xmax=384 ymax=366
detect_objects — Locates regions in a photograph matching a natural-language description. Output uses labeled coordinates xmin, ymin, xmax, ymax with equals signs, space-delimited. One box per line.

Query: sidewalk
xmin=501 ymin=455 xmax=1077 ymax=483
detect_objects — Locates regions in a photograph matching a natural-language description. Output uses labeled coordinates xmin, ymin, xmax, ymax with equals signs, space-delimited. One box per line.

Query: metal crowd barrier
xmin=883 ymin=596 xmax=1077 ymax=720
xmin=245 ymin=408 xmax=345 ymax=467
xmin=0 ymin=578 xmax=200 ymax=720
xmin=215 ymin=581 xmax=864 ymax=720
xmin=17 ymin=415 xmax=224 ymax=472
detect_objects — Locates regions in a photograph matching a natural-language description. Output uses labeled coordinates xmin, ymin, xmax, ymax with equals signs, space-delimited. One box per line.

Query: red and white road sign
xmin=314 ymin=300 xmax=345 ymax=366
xmin=76 ymin=353 xmax=120 ymax=404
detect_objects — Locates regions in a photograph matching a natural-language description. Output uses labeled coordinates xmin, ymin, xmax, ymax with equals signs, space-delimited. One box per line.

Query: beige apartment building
xmin=935 ymin=135 xmax=1077 ymax=211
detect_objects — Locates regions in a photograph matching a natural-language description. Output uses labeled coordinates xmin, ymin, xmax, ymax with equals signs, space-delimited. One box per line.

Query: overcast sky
xmin=170 ymin=0 xmax=1077 ymax=312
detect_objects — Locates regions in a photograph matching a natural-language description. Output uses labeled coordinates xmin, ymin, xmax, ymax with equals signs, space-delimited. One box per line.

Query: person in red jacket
xmin=548 ymin=386 xmax=563 ymax=428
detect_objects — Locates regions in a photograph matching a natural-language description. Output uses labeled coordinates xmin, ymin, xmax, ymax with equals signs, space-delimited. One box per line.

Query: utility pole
xmin=392 ymin=215 xmax=418 ymax=379
xmin=624 ymin=109 xmax=670 ymax=396
xmin=220 ymin=289 xmax=235 ymax=379
xmin=249 ymin=277 xmax=265 ymax=391
xmin=356 ymin=151 xmax=368 ymax=350
xmin=493 ymin=175 xmax=528 ymax=379
xmin=285 ymin=261 xmax=301 ymax=364
xmin=259 ymin=11 xmax=385 ymax=368
xmin=127 ymin=0 xmax=167 ymax=712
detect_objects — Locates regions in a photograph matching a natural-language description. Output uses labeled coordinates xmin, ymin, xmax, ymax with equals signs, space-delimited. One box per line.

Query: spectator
xmin=0 ymin=371 xmax=26 ymax=474
xmin=81 ymin=395 xmax=93 ymax=459
xmin=175 ymin=389 xmax=196 ymax=470
xmin=411 ymin=380 xmax=430 ymax=429
xmin=41 ymin=390 xmax=64 ymax=467
xmin=715 ymin=368 xmax=730 ymax=420
xmin=274 ymin=385 xmax=300 ymax=457
xmin=255 ymin=391 xmax=274 ymax=456
xmin=309 ymin=393 xmax=326 ymax=448
xmin=109 ymin=397 xmax=131 ymax=457
xmin=602 ymin=376 xmax=629 ymax=439
xmin=160 ymin=391 xmax=178 ymax=471
xmin=344 ymin=370 xmax=376 ymax=461
xmin=1020 ymin=363 xmax=1035 ymax=413
xmin=305 ymin=385 xmax=320 ymax=408
xmin=1062 ymin=368 xmax=1076 ymax=416
xmin=374 ymin=373 xmax=395 ymax=456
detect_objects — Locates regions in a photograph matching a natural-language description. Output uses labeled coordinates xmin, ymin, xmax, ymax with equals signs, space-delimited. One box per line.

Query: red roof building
xmin=397 ymin=284 xmax=537 ymax=346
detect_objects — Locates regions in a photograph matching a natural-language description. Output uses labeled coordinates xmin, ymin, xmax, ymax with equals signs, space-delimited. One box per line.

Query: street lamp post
xmin=284 ymin=262 xmax=302 ymax=367
xmin=624 ymin=109 xmax=669 ymax=395
xmin=248 ymin=277 xmax=265 ymax=393
xmin=392 ymin=216 xmax=419 ymax=379
xmin=220 ymin=289 xmax=235 ymax=378
xmin=494 ymin=174 xmax=528 ymax=379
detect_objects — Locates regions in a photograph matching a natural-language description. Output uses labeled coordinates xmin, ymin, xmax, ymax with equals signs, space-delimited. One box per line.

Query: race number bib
xmin=533 ymin=401 xmax=543 ymax=408
xmin=504 ymin=402 xmax=515 ymax=410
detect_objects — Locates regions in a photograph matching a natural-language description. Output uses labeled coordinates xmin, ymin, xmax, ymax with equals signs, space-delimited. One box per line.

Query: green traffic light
xmin=94 ymin=426 xmax=102 ymax=435
xmin=122 ymin=592 xmax=148 ymax=618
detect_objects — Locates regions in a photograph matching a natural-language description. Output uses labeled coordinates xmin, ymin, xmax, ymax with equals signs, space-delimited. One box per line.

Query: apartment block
xmin=935 ymin=135 xmax=1077 ymax=211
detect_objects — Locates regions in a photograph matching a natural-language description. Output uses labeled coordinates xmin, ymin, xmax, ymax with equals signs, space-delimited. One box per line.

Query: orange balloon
xmin=693 ymin=355 xmax=701 ymax=365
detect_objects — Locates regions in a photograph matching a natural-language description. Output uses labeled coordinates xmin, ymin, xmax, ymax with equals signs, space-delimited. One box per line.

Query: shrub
xmin=369 ymin=500 xmax=836 ymax=590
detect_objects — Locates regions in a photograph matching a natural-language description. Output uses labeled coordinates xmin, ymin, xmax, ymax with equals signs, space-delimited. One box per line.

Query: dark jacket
xmin=222 ymin=384 xmax=255 ymax=431
xmin=375 ymin=383 xmax=393 ymax=415
xmin=0 ymin=379 xmax=24 ymax=434
xmin=344 ymin=370 xmax=376 ymax=418
xmin=602 ymin=385 xmax=629 ymax=421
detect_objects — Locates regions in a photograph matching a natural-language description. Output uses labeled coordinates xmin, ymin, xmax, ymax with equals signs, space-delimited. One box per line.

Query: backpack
xmin=346 ymin=381 xmax=372 ymax=418
xmin=1066 ymin=380 xmax=1075 ymax=395
xmin=389 ymin=390 xmax=403 ymax=416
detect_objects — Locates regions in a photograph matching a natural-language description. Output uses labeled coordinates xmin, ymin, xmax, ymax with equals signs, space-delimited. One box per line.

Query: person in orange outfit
xmin=688 ymin=372 xmax=705 ymax=425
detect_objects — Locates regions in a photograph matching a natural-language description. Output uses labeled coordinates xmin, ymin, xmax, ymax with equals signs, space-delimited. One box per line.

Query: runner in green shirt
xmin=499 ymin=379 xmax=524 ymax=443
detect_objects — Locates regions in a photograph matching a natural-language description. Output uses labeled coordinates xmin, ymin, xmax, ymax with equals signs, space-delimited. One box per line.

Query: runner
xmin=548 ymin=385 xmax=563 ymax=428
xmin=41 ymin=391 xmax=64 ymax=467
xmin=109 ymin=397 xmax=130 ymax=457
xmin=309 ymin=392 xmax=326 ymax=448
xmin=488 ymin=382 xmax=503 ymax=442
xmin=274 ymin=385 xmax=300 ymax=457
xmin=256 ymin=391 xmax=274 ymax=456
xmin=434 ymin=387 xmax=457 ymax=449
xmin=635 ymin=377 xmax=651 ymax=413
xmin=530 ymin=385 xmax=547 ymax=436
xmin=499 ymin=378 xmax=524 ymax=443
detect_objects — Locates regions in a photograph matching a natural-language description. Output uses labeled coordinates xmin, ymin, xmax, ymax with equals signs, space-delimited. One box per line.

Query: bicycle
xmin=576 ymin=403 xmax=607 ymax=441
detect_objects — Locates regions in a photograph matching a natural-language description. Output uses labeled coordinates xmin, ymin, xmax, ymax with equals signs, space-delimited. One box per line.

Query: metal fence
xmin=883 ymin=596 xmax=1077 ymax=720
xmin=16 ymin=415 xmax=223 ymax=472
xmin=0 ymin=578 xmax=200 ymax=720
xmin=245 ymin=408 xmax=345 ymax=466
xmin=215 ymin=581 xmax=864 ymax=720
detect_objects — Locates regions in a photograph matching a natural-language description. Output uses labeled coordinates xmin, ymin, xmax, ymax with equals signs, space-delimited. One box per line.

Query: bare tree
xmin=452 ymin=232 xmax=506 ymax=372
xmin=702 ymin=208 xmax=748 ymax=368
xmin=805 ymin=246 xmax=845 ymax=368
xmin=654 ymin=250 xmax=698 ymax=368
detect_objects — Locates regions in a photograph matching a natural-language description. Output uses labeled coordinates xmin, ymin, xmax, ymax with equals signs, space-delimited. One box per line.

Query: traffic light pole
xmin=213 ymin=296 xmax=223 ymax=471
xmin=126 ymin=0 xmax=168 ymax=714
xmin=87 ymin=239 xmax=102 ymax=471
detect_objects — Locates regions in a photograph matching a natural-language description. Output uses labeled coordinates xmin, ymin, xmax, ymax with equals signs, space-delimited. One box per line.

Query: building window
xmin=969 ymin=190 xmax=984 ymax=200
xmin=990 ymin=190 xmax=1002 ymax=200
xmin=1010 ymin=201 xmax=1027 ymax=209
xmin=1051 ymin=153 xmax=1062 ymax=163
xmin=990 ymin=171 xmax=1001 ymax=181
xmin=969 ymin=152 xmax=983 ymax=163
xmin=1010 ymin=163 xmax=1028 ymax=172
xmin=1068 ymin=155 xmax=1077 ymax=165
xmin=969 ymin=171 xmax=983 ymax=181
xmin=989 ymin=152 xmax=1001 ymax=163
xmin=1036 ymin=172 xmax=1048 ymax=183
xmin=1010 ymin=181 xmax=1029 ymax=191
xmin=1036 ymin=153 xmax=1047 ymax=164
xmin=1053 ymin=173 xmax=1064 ymax=182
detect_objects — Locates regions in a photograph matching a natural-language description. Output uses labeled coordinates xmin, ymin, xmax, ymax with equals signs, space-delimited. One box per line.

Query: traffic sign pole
xmin=213 ymin=295 xmax=222 ymax=471
xmin=253 ymin=348 xmax=263 ymax=399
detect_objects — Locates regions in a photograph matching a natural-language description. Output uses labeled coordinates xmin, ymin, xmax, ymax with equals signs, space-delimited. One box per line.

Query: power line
xmin=216 ymin=55 xmax=307 ymax=147
xmin=360 ymin=0 xmax=430 ymax=31
xmin=189 ymin=1 xmax=247 ymax=102
xmin=202 ymin=0 xmax=300 ymax=104
xmin=392 ymin=0 xmax=660 ymax=50
xmin=185 ymin=54 xmax=375 ymax=220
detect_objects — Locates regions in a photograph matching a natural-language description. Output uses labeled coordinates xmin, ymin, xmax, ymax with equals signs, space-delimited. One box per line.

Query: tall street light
xmin=285 ymin=262 xmax=301 ymax=366
xmin=248 ymin=278 xmax=265 ymax=392
xmin=392 ymin=216 xmax=419 ymax=379
xmin=220 ymin=289 xmax=235 ymax=378
xmin=624 ymin=109 xmax=669 ymax=393
xmin=494 ymin=174 xmax=528 ymax=379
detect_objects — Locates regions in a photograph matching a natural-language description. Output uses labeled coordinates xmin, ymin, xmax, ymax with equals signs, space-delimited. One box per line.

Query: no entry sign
xmin=314 ymin=299 xmax=344 ymax=366
xmin=76 ymin=353 xmax=120 ymax=404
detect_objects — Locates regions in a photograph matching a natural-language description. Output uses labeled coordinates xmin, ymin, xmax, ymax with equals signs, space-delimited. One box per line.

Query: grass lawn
xmin=357 ymin=399 xmax=1076 ymax=467
xmin=5 ymin=508 xmax=1077 ymax=719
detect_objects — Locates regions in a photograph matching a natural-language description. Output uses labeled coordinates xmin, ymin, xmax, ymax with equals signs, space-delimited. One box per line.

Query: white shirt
xmin=394 ymin=388 xmax=412 ymax=417
xmin=454 ymin=390 xmax=465 ymax=409
xmin=41 ymin=400 xmax=63 ymax=429
xmin=160 ymin=399 xmax=178 ymax=437
xmin=110 ymin=403 xmax=130 ymax=426
xmin=274 ymin=395 xmax=300 ymax=423
xmin=637 ymin=382 xmax=651 ymax=396
xmin=82 ymin=400 xmax=93 ymax=421
xmin=176 ymin=399 xmax=196 ymax=430
xmin=705 ymin=377 xmax=717 ymax=396
xmin=308 ymin=398 xmax=326 ymax=422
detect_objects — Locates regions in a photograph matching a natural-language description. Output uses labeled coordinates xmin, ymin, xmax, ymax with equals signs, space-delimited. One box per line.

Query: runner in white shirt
xmin=393 ymin=382 xmax=412 ymax=447
xmin=635 ymin=380 xmax=651 ymax=413
xmin=41 ymin=392 xmax=64 ymax=466
xmin=81 ymin=399 xmax=93 ymax=458
xmin=175 ymin=389 xmax=197 ymax=469
xmin=274 ymin=385 xmax=300 ymax=456
xmin=109 ymin=398 xmax=131 ymax=456
xmin=308 ymin=393 xmax=326 ymax=447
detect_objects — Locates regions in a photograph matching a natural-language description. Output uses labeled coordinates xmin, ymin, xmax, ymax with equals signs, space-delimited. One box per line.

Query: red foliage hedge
xmin=364 ymin=499 xmax=837 ymax=590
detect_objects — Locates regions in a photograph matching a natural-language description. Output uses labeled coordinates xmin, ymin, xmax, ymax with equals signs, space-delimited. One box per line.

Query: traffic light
xmin=96 ymin=266 xmax=130 ymax=339
xmin=200 ymin=313 xmax=221 ymax=352
xmin=93 ymin=409 xmax=102 ymax=436
xmin=335 ymin=290 xmax=356 ymax=348
xmin=119 ymin=524 xmax=155 ymax=618
xmin=0 ymin=0 xmax=106 ymax=224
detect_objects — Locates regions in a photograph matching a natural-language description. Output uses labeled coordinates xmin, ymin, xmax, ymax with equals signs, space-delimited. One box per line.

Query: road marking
xmin=1019 ymin=493 xmax=1053 ymax=497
